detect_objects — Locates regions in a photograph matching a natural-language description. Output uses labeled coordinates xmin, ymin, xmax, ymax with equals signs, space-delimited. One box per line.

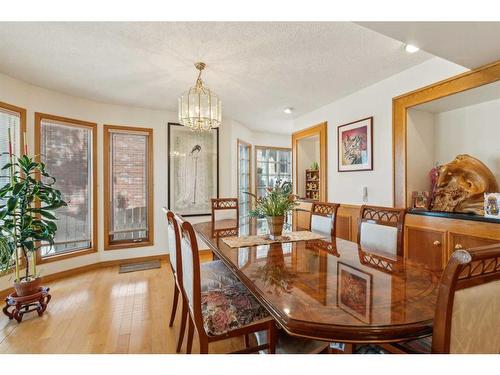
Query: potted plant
xmin=246 ymin=180 xmax=298 ymax=238
xmin=0 ymin=132 xmax=66 ymax=297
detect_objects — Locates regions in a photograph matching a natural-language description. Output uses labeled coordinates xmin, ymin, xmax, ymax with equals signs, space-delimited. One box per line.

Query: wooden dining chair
xmin=211 ymin=198 xmax=239 ymax=229
xmin=178 ymin=218 xmax=277 ymax=354
xmin=384 ymin=244 xmax=500 ymax=354
xmin=309 ymin=202 xmax=340 ymax=237
xmin=357 ymin=205 xmax=406 ymax=256
xmin=164 ymin=208 xmax=240 ymax=352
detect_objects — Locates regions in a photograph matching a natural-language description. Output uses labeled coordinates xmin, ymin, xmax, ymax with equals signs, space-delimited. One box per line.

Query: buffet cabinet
xmin=295 ymin=202 xmax=500 ymax=273
xmin=404 ymin=213 xmax=500 ymax=272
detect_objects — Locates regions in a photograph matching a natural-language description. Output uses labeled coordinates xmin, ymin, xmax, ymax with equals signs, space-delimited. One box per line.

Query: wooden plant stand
xmin=3 ymin=287 xmax=51 ymax=323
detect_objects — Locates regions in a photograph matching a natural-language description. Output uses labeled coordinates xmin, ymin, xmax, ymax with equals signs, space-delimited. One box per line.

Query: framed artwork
xmin=337 ymin=262 xmax=373 ymax=323
xmin=337 ymin=117 xmax=373 ymax=172
xmin=484 ymin=193 xmax=500 ymax=218
xmin=411 ymin=191 xmax=430 ymax=211
xmin=167 ymin=122 xmax=219 ymax=216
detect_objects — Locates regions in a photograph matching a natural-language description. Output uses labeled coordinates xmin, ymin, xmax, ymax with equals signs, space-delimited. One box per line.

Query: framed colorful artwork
xmin=337 ymin=117 xmax=373 ymax=172
xmin=167 ymin=122 xmax=219 ymax=216
xmin=337 ymin=262 xmax=373 ymax=323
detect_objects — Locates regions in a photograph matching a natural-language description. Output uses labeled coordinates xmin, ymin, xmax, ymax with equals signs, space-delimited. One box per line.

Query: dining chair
xmin=357 ymin=205 xmax=406 ymax=256
xmin=383 ymin=244 xmax=500 ymax=354
xmin=309 ymin=202 xmax=340 ymax=237
xmin=178 ymin=217 xmax=277 ymax=354
xmin=164 ymin=208 xmax=240 ymax=352
xmin=211 ymin=198 xmax=239 ymax=229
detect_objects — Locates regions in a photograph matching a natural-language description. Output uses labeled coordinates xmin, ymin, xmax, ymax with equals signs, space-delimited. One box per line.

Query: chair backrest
xmin=211 ymin=198 xmax=239 ymax=228
xmin=309 ymin=202 xmax=340 ymax=237
xmin=178 ymin=218 xmax=203 ymax=321
xmin=164 ymin=208 xmax=181 ymax=275
xmin=432 ymin=244 xmax=500 ymax=354
xmin=357 ymin=205 xmax=405 ymax=256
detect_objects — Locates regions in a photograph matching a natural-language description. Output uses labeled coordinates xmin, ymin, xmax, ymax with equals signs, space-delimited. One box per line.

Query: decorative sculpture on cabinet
xmin=431 ymin=154 xmax=499 ymax=215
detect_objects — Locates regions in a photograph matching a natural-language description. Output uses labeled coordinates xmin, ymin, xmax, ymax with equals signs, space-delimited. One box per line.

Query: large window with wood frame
xmin=255 ymin=146 xmax=292 ymax=198
xmin=237 ymin=140 xmax=251 ymax=220
xmin=0 ymin=102 xmax=26 ymax=227
xmin=104 ymin=125 xmax=153 ymax=249
xmin=35 ymin=113 xmax=97 ymax=260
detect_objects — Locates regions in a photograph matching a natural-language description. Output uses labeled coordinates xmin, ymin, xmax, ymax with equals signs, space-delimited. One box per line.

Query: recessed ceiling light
xmin=404 ymin=44 xmax=420 ymax=54
xmin=284 ymin=107 xmax=293 ymax=114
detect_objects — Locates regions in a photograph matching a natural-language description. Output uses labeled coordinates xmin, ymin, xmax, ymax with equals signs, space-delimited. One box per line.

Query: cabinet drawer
xmin=449 ymin=233 xmax=499 ymax=253
xmin=406 ymin=226 xmax=446 ymax=271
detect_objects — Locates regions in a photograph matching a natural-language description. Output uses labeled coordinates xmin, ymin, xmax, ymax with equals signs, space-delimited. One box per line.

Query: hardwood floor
xmin=0 ymin=257 xmax=246 ymax=354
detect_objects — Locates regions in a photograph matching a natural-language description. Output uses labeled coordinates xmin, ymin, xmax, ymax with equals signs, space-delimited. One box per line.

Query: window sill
xmin=37 ymin=247 xmax=97 ymax=264
xmin=104 ymin=240 xmax=154 ymax=251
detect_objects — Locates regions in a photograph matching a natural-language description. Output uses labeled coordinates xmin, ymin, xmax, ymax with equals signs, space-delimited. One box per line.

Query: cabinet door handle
xmin=433 ymin=240 xmax=441 ymax=246
xmin=455 ymin=244 xmax=463 ymax=250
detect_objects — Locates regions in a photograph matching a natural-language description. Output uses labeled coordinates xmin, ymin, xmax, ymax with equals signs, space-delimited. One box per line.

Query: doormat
xmin=119 ymin=260 xmax=161 ymax=273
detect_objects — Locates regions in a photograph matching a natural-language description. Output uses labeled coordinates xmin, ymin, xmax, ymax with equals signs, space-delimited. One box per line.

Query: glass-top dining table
xmin=193 ymin=217 xmax=441 ymax=343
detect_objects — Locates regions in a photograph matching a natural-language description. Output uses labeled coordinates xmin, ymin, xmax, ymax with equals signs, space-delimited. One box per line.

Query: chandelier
xmin=178 ymin=62 xmax=222 ymax=131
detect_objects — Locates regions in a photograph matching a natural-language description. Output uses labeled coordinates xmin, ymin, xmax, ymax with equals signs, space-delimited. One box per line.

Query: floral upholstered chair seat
xmin=201 ymin=260 xmax=239 ymax=292
xmin=201 ymin=282 xmax=271 ymax=336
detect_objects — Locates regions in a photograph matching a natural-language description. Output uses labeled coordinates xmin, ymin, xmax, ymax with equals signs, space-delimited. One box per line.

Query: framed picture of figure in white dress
xmin=167 ymin=123 xmax=219 ymax=216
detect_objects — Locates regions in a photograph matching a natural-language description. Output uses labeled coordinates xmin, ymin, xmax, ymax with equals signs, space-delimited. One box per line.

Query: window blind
xmin=0 ymin=108 xmax=21 ymax=216
xmin=109 ymin=131 xmax=149 ymax=243
xmin=40 ymin=119 xmax=93 ymax=257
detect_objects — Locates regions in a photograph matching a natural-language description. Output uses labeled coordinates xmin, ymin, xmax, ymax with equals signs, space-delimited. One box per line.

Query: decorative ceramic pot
xmin=266 ymin=215 xmax=285 ymax=239
xmin=14 ymin=277 xmax=42 ymax=297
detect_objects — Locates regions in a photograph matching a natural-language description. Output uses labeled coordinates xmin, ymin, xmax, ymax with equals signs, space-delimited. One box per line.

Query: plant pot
xmin=14 ymin=277 xmax=42 ymax=297
xmin=266 ymin=215 xmax=285 ymax=239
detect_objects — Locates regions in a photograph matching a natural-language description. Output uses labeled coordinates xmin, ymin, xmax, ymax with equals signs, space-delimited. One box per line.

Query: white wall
xmin=292 ymin=57 xmax=467 ymax=206
xmin=434 ymin=99 xmax=500 ymax=182
xmin=406 ymin=99 xmax=500 ymax=203
xmin=0 ymin=72 xmax=290 ymax=289
xmin=407 ymin=109 xmax=436 ymax=201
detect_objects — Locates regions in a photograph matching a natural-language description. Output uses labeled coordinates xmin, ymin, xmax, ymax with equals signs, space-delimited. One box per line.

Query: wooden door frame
xmin=292 ymin=122 xmax=328 ymax=201
xmin=393 ymin=60 xmax=500 ymax=208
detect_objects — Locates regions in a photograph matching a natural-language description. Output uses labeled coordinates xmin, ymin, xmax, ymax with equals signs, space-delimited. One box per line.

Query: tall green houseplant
xmin=0 ymin=129 xmax=66 ymax=292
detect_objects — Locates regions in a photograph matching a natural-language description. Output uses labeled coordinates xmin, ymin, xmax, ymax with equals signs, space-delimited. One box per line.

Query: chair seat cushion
xmin=201 ymin=260 xmax=239 ymax=292
xmin=201 ymin=282 xmax=270 ymax=336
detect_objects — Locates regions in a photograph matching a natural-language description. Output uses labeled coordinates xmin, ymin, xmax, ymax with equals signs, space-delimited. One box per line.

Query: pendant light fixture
xmin=178 ymin=62 xmax=222 ymax=131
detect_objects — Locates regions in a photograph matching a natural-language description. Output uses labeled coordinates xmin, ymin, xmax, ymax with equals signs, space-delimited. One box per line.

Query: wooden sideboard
xmin=295 ymin=200 xmax=500 ymax=273
xmin=404 ymin=213 xmax=500 ymax=272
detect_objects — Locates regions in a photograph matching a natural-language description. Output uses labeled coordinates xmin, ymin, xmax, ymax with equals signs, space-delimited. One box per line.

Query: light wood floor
xmin=0 ymin=258 xmax=246 ymax=354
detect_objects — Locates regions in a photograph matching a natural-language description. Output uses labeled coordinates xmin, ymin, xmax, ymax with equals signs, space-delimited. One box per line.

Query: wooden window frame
xmin=103 ymin=124 xmax=154 ymax=250
xmin=0 ymin=101 xmax=26 ymax=152
xmin=0 ymin=102 xmax=27 ymax=275
xmin=254 ymin=145 xmax=292 ymax=197
xmin=34 ymin=112 xmax=98 ymax=264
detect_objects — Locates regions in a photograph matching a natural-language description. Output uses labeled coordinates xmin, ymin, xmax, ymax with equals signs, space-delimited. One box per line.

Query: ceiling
xmin=0 ymin=22 xmax=435 ymax=133
xmin=358 ymin=22 xmax=500 ymax=69
xmin=413 ymin=80 xmax=500 ymax=113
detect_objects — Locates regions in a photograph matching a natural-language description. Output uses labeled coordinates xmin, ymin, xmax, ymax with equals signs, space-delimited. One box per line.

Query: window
xmin=0 ymin=102 xmax=25 ymax=227
xmin=255 ymin=146 xmax=292 ymax=198
xmin=104 ymin=125 xmax=153 ymax=249
xmin=35 ymin=113 xmax=97 ymax=261
xmin=237 ymin=140 xmax=251 ymax=220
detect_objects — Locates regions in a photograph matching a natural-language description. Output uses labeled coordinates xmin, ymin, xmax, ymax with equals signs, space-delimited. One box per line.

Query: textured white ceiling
xmin=358 ymin=22 xmax=500 ymax=69
xmin=0 ymin=22 xmax=432 ymax=133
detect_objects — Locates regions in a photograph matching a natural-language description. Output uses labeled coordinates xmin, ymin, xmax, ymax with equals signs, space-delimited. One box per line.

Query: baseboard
xmin=0 ymin=254 xmax=169 ymax=300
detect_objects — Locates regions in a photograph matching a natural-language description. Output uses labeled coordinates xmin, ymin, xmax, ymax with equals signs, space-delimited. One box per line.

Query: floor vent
xmin=119 ymin=260 xmax=161 ymax=273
